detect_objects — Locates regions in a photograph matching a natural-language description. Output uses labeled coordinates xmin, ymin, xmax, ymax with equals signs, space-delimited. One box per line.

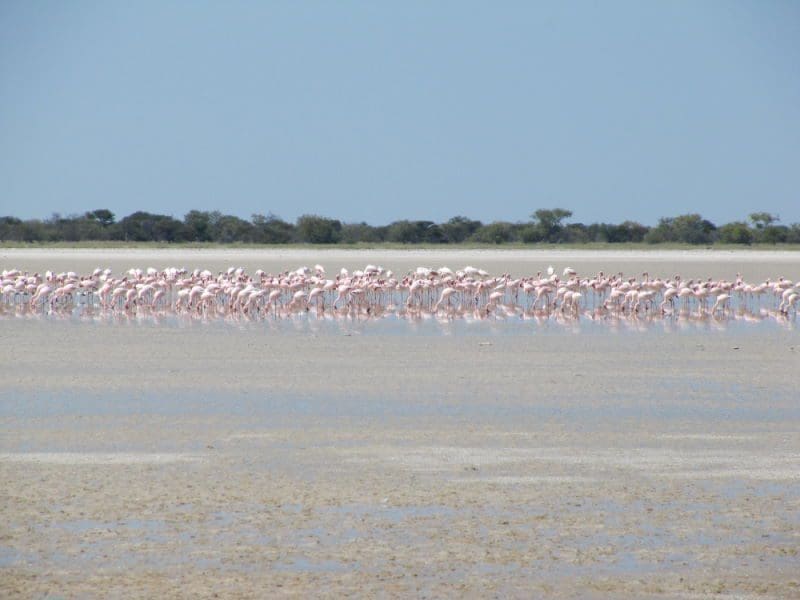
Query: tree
xmin=749 ymin=212 xmax=778 ymax=229
xmin=748 ymin=213 xmax=788 ymax=244
xmin=213 ymin=214 xmax=254 ymax=243
xmin=421 ymin=223 xmax=446 ymax=243
xmin=717 ymin=221 xmax=754 ymax=245
xmin=612 ymin=221 xmax=649 ymax=243
xmin=787 ymin=224 xmax=800 ymax=244
xmin=46 ymin=213 xmax=87 ymax=242
xmin=0 ymin=216 xmax=24 ymax=241
xmin=386 ymin=221 xmax=443 ymax=244
xmin=152 ymin=216 xmax=189 ymax=242
xmin=117 ymin=211 xmax=188 ymax=242
xmin=470 ymin=221 xmax=515 ymax=244
xmin=760 ymin=225 xmax=789 ymax=244
xmin=645 ymin=214 xmax=715 ymax=244
xmin=520 ymin=224 xmax=544 ymax=243
xmin=562 ymin=223 xmax=589 ymax=243
xmin=339 ymin=222 xmax=385 ymax=244
xmin=251 ymin=213 xmax=294 ymax=244
xmin=532 ymin=208 xmax=573 ymax=242
xmin=85 ymin=209 xmax=115 ymax=226
xmin=441 ymin=216 xmax=483 ymax=243
xmin=296 ymin=215 xmax=342 ymax=244
xmin=184 ymin=210 xmax=214 ymax=242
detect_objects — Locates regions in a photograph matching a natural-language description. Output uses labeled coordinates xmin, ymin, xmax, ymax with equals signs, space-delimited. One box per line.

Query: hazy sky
xmin=1 ymin=1 xmax=798 ymax=226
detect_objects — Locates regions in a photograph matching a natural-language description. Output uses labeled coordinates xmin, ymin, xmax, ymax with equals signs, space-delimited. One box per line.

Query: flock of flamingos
xmin=1 ymin=264 xmax=798 ymax=326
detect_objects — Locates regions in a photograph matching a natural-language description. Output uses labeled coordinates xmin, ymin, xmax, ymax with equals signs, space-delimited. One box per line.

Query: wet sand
xmin=1 ymin=250 xmax=800 ymax=598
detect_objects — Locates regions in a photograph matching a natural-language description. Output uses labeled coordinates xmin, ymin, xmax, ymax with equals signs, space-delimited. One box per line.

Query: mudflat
xmin=1 ymin=249 xmax=799 ymax=598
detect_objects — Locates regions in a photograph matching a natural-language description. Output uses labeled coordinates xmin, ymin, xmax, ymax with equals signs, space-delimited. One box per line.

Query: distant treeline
xmin=1 ymin=209 xmax=798 ymax=245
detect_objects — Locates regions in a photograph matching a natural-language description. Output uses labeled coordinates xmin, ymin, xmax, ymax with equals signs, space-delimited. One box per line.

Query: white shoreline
xmin=3 ymin=247 xmax=800 ymax=263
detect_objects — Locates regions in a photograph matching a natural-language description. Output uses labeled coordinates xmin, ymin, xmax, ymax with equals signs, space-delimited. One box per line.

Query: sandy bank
xmin=3 ymin=247 xmax=799 ymax=282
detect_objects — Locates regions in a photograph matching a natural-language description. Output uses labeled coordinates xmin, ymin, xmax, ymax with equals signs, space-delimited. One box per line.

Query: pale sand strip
xmin=3 ymin=247 xmax=800 ymax=263
xmin=454 ymin=475 xmax=596 ymax=484
xmin=344 ymin=446 xmax=800 ymax=479
xmin=0 ymin=452 xmax=202 ymax=465
xmin=657 ymin=433 xmax=759 ymax=441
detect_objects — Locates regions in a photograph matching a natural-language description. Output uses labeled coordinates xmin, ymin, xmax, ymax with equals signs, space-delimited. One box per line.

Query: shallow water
xmin=1 ymin=380 xmax=798 ymax=425
xmin=2 ymin=297 xmax=797 ymax=338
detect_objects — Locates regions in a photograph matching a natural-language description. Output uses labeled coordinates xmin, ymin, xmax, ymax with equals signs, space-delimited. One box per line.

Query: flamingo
xmin=2 ymin=263 xmax=795 ymax=329
xmin=711 ymin=293 xmax=731 ymax=316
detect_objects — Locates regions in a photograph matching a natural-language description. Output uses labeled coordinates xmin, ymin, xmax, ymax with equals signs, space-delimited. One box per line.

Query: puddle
xmin=272 ymin=556 xmax=356 ymax=573
xmin=322 ymin=503 xmax=454 ymax=523
xmin=0 ymin=546 xmax=36 ymax=568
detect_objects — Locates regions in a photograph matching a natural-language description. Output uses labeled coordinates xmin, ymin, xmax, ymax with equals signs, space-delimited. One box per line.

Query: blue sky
xmin=1 ymin=1 xmax=798 ymax=226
